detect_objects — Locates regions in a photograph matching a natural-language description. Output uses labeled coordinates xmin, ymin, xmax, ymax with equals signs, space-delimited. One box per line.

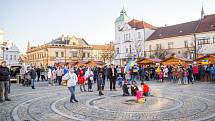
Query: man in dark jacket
xmin=29 ymin=66 xmax=37 ymax=89
xmin=108 ymin=64 xmax=117 ymax=91
xmin=0 ymin=61 xmax=11 ymax=102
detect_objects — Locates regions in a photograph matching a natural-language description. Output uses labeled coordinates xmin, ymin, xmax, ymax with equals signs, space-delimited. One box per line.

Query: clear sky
xmin=0 ymin=0 xmax=215 ymax=53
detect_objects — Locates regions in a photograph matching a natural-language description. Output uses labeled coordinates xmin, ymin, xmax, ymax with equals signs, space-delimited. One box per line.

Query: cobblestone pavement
xmin=1 ymin=81 xmax=215 ymax=121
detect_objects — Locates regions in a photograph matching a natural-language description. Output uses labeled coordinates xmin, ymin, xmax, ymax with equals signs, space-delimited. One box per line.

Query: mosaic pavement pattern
xmin=0 ymin=81 xmax=215 ymax=121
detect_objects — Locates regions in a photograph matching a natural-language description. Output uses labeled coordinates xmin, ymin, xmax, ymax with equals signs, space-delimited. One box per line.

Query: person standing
xmin=97 ymin=71 xmax=104 ymax=96
xmin=0 ymin=61 xmax=11 ymax=102
xmin=40 ymin=67 xmax=46 ymax=81
xmin=63 ymin=67 xmax=78 ymax=103
xmin=29 ymin=66 xmax=37 ymax=89
xmin=36 ymin=67 xmax=41 ymax=82
xmin=56 ymin=66 xmax=63 ymax=85
xmin=108 ymin=65 xmax=117 ymax=91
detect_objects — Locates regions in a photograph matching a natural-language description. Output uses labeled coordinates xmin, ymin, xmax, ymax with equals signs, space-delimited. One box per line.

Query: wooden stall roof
xmin=163 ymin=56 xmax=193 ymax=62
xmin=137 ymin=58 xmax=162 ymax=64
xmin=194 ymin=55 xmax=215 ymax=64
xmin=85 ymin=61 xmax=105 ymax=66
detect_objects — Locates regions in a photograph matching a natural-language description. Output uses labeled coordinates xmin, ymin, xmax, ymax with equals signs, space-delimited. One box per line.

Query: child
xmin=117 ymin=75 xmax=123 ymax=88
xmin=159 ymin=69 xmax=164 ymax=83
xmin=183 ymin=69 xmax=189 ymax=85
xmin=78 ymin=69 xmax=86 ymax=92
xmin=122 ymin=80 xmax=130 ymax=96
xmin=131 ymin=81 xmax=138 ymax=96
xmin=97 ymin=73 xmax=104 ymax=96
xmin=141 ymin=82 xmax=150 ymax=96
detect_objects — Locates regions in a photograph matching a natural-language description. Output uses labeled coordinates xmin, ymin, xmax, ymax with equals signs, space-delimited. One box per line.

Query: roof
xmin=163 ymin=55 xmax=193 ymax=62
xmin=146 ymin=20 xmax=199 ymax=41
xmin=92 ymin=44 xmax=113 ymax=50
xmin=147 ymin=14 xmax=215 ymax=41
xmin=49 ymin=35 xmax=89 ymax=45
xmin=115 ymin=9 xmax=131 ymax=23
xmin=195 ymin=54 xmax=215 ymax=61
xmin=196 ymin=14 xmax=215 ymax=33
xmin=128 ymin=19 xmax=156 ymax=30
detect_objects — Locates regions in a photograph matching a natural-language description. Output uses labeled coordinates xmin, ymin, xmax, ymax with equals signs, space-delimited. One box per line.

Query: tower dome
xmin=115 ymin=8 xmax=130 ymax=23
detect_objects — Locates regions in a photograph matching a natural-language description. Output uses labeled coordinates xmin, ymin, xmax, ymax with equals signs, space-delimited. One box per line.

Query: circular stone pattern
xmin=88 ymin=96 xmax=183 ymax=113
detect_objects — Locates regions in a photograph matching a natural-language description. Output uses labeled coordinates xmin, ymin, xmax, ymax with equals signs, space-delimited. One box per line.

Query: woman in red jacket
xmin=78 ymin=69 xmax=86 ymax=92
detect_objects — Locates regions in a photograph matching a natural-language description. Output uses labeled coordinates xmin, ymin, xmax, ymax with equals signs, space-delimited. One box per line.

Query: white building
xmin=114 ymin=9 xmax=156 ymax=65
xmin=145 ymin=13 xmax=215 ymax=59
xmin=0 ymin=28 xmax=5 ymax=61
xmin=4 ymin=44 xmax=21 ymax=66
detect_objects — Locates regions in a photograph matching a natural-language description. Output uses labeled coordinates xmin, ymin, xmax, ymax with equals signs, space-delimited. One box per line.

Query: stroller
xmin=117 ymin=76 xmax=123 ymax=88
xmin=23 ymin=72 xmax=31 ymax=86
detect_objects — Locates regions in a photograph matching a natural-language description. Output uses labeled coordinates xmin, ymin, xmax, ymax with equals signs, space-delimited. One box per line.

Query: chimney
xmin=61 ymin=34 xmax=64 ymax=41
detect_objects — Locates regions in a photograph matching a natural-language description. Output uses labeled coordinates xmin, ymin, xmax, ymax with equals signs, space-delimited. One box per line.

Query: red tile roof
xmin=128 ymin=19 xmax=157 ymax=30
xmin=146 ymin=21 xmax=199 ymax=41
xmin=146 ymin=14 xmax=215 ymax=41
xmin=196 ymin=14 xmax=215 ymax=33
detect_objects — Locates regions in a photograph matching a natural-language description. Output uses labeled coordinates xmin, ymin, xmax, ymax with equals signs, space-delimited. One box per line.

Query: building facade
xmin=0 ymin=28 xmax=5 ymax=62
xmin=92 ymin=42 xmax=114 ymax=64
xmin=26 ymin=35 xmax=111 ymax=67
xmin=114 ymin=9 xmax=156 ymax=65
xmin=145 ymin=13 xmax=215 ymax=59
xmin=4 ymin=44 xmax=20 ymax=66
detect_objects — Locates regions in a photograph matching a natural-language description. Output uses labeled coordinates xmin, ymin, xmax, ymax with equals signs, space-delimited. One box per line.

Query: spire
xmin=201 ymin=2 xmax=205 ymax=19
xmin=27 ymin=41 xmax=31 ymax=49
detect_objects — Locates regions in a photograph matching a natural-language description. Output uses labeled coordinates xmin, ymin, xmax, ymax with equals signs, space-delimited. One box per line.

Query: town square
xmin=1 ymin=0 xmax=215 ymax=121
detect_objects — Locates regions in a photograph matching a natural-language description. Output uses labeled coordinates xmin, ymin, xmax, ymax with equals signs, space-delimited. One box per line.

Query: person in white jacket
xmin=63 ymin=67 xmax=78 ymax=103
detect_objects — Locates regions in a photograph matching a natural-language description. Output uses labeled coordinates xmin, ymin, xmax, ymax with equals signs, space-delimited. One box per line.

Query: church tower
xmin=27 ymin=41 xmax=31 ymax=49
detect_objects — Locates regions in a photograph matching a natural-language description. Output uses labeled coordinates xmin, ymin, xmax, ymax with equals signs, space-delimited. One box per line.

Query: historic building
xmin=4 ymin=44 xmax=20 ymax=66
xmin=26 ymin=35 xmax=112 ymax=67
xmin=145 ymin=10 xmax=215 ymax=59
xmin=92 ymin=42 xmax=114 ymax=64
xmin=0 ymin=28 xmax=5 ymax=62
xmin=114 ymin=9 xmax=156 ymax=65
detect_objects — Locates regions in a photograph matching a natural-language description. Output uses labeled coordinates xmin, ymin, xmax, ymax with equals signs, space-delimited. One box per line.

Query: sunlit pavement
xmin=1 ymin=81 xmax=215 ymax=121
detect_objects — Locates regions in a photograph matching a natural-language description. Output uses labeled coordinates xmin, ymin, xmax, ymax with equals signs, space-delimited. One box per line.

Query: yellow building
xmin=26 ymin=35 xmax=92 ymax=67
xmin=26 ymin=35 xmax=113 ymax=67
xmin=92 ymin=42 xmax=114 ymax=64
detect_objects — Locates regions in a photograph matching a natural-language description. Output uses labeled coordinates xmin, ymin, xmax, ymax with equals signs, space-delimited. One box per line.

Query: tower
xmin=27 ymin=41 xmax=31 ymax=49
xmin=201 ymin=3 xmax=205 ymax=19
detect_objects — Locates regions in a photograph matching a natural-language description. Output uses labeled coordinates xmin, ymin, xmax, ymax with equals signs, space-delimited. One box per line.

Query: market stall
xmin=162 ymin=55 xmax=193 ymax=66
xmin=137 ymin=58 xmax=162 ymax=65
xmin=195 ymin=55 xmax=215 ymax=65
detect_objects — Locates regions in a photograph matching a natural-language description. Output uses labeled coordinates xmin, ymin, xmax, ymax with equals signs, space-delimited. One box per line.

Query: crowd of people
xmin=1 ymin=59 xmax=215 ymax=103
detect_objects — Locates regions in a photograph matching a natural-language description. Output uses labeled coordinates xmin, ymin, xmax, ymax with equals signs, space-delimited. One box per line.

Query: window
xmin=178 ymin=51 xmax=181 ymax=54
xmin=198 ymin=37 xmax=210 ymax=45
xmin=129 ymin=45 xmax=132 ymax=54
xmin=138 ymin=32 xmax=141 ymax=39
xmin=213 ymin=36 xmax=215 ymax=44
xmin=116 ymin=48 xmax=119 ymax=54
xmin=156 ymin=44 xmax=161 ymax=50
xmin=126 ymin=48 xmax=128 ymax=53
xmin=184 ymin=41 xmax=188 ymax=47
xmin=149 ymin=45 xmax=152 ymax=51
xmin=83 ymin=53 xmax=85 ymax=58
xmin=55 ymin=52 xmax=59 ymax=57
xmin=61 ymin=52 xmax=64 ymax=57
xmin=14 ymin=55 xmax=16 ymax=60
xmin=10 ymin=55 xmax=12 ymax=60
xmin=168 ymin=42 xmax=173 ymax=49
xmin=72 ymin=51 xmax=78 ymax=57
xmin=73 ymin=42 xmax=76 ymax=45
xmin=124 ymin=33 xmax=131 ymax=41
xmin=87 ymin=53 xmax=90 ymax=57
xmin=5 ymin=55 xmax=8 ymax=60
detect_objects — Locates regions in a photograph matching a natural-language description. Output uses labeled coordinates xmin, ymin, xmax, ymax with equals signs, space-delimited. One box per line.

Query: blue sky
xmin=0 ymin=0 xmax=215 ymax=53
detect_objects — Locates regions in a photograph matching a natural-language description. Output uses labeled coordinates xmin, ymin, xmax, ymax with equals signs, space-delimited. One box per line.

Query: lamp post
xmin=44 ymin=48 xmax=48 ymax=67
